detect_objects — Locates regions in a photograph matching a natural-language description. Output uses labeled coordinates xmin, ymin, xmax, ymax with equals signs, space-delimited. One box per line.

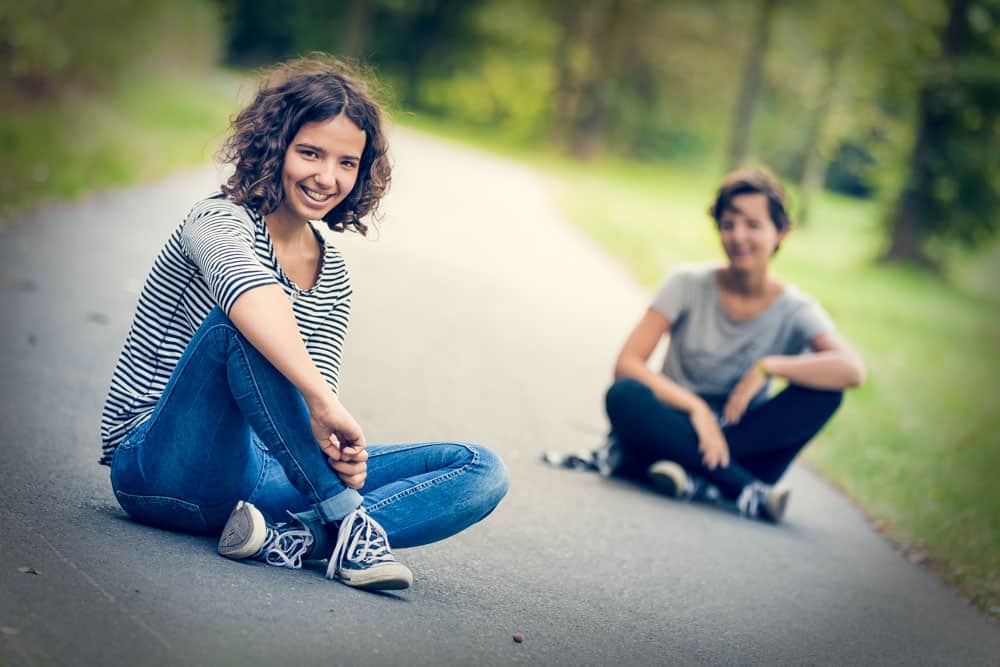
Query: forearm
xmin=615 ymin=357 xmax=707 ymax=414
xmin=229 ymin=284 xmax=331 ymax=403
xmin=762 ymin=351 xmax=865 ymax=390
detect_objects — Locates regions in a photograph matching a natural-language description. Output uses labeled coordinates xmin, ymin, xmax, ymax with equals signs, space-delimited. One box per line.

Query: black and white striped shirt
xmin=99 ymin=195 xmax=352 ymax=466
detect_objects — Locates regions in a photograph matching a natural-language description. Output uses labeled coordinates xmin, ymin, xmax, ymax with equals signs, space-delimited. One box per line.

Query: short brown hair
xmin=218 ymin=55 xmax=390 ymax=235
xmin=709 ymin=168 xmax=790 ymax=232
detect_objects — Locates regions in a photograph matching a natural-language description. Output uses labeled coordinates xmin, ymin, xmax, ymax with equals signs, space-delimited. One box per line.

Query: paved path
xmin=1 ymin=129 xmax=997 ymax=666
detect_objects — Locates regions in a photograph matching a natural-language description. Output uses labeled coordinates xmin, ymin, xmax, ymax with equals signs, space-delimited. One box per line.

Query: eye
xmin=341 ymin=160 xmax=358 ymax=169
xmin=299 ymin=148 xmax=319 ymax=159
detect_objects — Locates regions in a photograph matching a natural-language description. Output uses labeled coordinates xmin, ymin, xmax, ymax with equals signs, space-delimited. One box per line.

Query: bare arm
xmin=723 ymin=330 xmax=866 ymax=424
xmin=614 ymin=308 xmax=729 ymax=468
xmin=614 ymin=308 xmax=706 ymax=414
xmin=229 ymin=284 xmax=367 ymax=487
xmin=761 ymin=330 xmax=866 ymax=390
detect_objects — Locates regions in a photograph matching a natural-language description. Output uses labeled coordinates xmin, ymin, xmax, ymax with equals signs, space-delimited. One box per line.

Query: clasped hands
xmin=690 ymin=359 xmax=770 ymax=470
xmin=308 ymin=394 xmax=368 ymax=489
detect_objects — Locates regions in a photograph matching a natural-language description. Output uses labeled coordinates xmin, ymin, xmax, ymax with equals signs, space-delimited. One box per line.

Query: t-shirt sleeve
xmin=650 ymin=268 xmax=693 ymax=323
xmin=180 ymin=199 xmax=279 ymax=314
xmin=796 ymin=299 xmax=836 ymax=345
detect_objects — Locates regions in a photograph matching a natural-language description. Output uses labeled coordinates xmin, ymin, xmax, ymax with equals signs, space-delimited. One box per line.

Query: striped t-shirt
xmin=99 ymin=195 xmax=352 ymax=466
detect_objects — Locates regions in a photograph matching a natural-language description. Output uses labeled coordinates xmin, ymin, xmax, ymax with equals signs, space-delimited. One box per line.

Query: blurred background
xmin=1 ymin=0 xmax=998 ymax=617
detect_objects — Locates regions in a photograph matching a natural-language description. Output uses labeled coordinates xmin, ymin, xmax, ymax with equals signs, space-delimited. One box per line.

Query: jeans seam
xmin=364 ymin=445 xmax=480 ymax=514
xmin=142 ymin=323 xmax=232 ymax=437
xmin=230 ymin=336 xmax=323 ymax=503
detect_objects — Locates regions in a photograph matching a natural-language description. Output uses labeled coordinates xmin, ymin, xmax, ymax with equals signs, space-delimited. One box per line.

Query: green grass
xmin=0 ymin=71 xmax=245 ymax=219
xmin=403 ymin=112 xmax=1000 ymax=619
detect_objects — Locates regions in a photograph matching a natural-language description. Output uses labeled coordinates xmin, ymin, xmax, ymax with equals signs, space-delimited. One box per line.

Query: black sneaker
xmin=736 ymin=482 xmax=791 ymax=523
xmin=218 ymin=500 xmax=315 ymax=568
xmin=327 ymin=508 xmax=413 ymax=590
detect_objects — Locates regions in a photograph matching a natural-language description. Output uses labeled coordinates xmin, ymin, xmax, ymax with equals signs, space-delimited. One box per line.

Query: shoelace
xmin=326 ymin=508 xmax=394 ymax=579
xmin=258 ymin=522 xmax=314 ymax=569
xmin=737 ymin=482 xmax=767 ymax=517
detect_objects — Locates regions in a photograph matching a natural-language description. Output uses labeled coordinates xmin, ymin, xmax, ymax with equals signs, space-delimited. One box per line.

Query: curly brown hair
xmin=219 ymin=55 xmax=390 ymax=235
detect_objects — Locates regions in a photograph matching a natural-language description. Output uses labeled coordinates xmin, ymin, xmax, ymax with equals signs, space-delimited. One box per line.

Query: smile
xmin=300 ymin=184 xmax=335 ymax=204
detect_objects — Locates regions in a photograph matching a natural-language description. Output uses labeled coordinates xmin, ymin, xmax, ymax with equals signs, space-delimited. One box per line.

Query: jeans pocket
xmin=115 ymin=491 xmax=210 ymax=534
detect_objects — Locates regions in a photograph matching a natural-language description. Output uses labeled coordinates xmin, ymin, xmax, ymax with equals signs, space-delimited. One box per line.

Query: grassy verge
xmin=404 ymin=113 xmax=1000 ymax=619
xmin=0 ymin=71 xmax=245 ymax=220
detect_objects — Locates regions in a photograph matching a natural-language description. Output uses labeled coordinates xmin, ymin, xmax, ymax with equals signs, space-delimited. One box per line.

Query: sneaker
xmin=594 ymin=433 xmax=623 ymax=477
xmin=218 ymin=500 xmax=315 ymax=568
xmin=327 ymin=508 xmax=413 ymax=591
xmin=647 ymin=460 xmax=695 ymax=499
xmin=736 ymin=482 xmax=791 ymax=523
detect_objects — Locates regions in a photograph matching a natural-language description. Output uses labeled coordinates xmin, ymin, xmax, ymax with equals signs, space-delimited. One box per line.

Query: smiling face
xmin=273 ymin=114 xmax=367 ymax=225
xmin=717 ymin=193 xmax=787 ymax=272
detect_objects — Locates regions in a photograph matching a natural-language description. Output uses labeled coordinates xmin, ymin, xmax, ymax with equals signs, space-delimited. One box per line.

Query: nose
xmin=313 ymin=160 xmax=337 ymax=190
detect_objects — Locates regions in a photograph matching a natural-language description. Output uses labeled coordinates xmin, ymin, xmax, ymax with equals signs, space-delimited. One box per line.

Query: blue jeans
xmin=110 ymin=308 xmax=509 ymax=552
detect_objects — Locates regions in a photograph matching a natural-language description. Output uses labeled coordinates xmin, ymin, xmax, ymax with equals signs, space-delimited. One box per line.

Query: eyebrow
xmin=295 ymin=142 xmax=361 ymax=161
xmin=723 ymin=202 xmax=761 ymax=224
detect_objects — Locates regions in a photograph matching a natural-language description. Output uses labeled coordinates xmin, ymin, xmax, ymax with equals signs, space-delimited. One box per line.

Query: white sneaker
xmin=218 ymin=500 xmax=315 ymax=568
xmin=737 ymin=482 xmax=791 ymax=523
xmin=647 ymin=460 xmax=696 ymax=499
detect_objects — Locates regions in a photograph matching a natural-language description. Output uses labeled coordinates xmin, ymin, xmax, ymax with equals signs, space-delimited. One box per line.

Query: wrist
xmin=756 ymin=358 xmax=772 ymax=379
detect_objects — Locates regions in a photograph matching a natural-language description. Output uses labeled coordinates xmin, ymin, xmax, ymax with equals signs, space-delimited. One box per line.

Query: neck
xmin=720 ymin=266 xmax=768 ymax=296
xmin=265 ymin=208 xmax=312 ymax=246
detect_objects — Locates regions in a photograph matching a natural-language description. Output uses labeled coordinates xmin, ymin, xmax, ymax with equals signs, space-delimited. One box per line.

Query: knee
xmin=789 ymin=385 xmax=844 ymax=418
xmin=605 ymin=377 xmax=648 ymax=417
xmin=467 ymin=444 xmax=510 ymax=510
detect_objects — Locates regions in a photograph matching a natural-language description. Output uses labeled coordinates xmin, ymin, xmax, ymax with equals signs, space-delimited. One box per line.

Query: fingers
xmin=328 ymin=457 xmax=368 ymax=489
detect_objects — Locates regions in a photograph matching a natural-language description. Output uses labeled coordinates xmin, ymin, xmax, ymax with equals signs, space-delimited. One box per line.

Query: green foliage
xmin=891 ymin=0 xmax=1000 ymax=251
xmin=0 ymin=0 xmax=221 ymax=97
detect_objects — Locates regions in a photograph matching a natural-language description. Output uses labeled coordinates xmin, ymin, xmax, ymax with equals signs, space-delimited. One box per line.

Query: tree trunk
xmin=548 ymin=3 xmax=585 ymax=147
xmin=569 ymin=0 xmax=629 ymax=159
xmin=880 ymin=0 xmax=969 ymax=268
xmin=340 ymin=0 xmax=371 ymax=60
xmin=797 ymin=42 xmax=846 ymax=226
xmin=726 ymin=0 xmax=778 ymax=170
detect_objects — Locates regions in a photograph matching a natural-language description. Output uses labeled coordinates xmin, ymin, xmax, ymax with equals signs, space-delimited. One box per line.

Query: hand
xmin=306 ymin=392 xmax=368 ymax=488
xmin=723 ymin=360 xmax=769 ymax=425
xmin=690 ymin=403 xmax=730 ymax=469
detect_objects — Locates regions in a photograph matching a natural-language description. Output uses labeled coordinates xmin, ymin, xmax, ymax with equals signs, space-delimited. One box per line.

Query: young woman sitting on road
xmin=603 ymin=168 xmax=865 ymax=522
xmin=99 ymin=56 xmax=508 ymax=590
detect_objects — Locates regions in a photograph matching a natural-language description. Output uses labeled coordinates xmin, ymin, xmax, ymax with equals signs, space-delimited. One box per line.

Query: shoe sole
xmin=336 ymin=563 xmax=413 ymax=591
xmin=218 ymin=500 xmax=267 ymax=559
xmin=648 ymin=460 xmax=688 ymax=498
xmin=764 ymin=487 xmax=791 ymax=523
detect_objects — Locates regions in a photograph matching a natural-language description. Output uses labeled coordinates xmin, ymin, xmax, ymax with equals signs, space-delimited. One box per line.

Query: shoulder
xmin=658 ymin=262 xmax=716 ymax=290
xmin=779 ymin=282 xmax=836 ymax=332
xmin=779 ymin=282 xmax=820 ymax=311
xmin=185 ymin=194 xmax=260 ymax=231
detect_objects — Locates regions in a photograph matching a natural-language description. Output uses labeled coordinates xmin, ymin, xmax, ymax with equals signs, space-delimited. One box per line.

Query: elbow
xmin=613 ymin=355 xmax=637 ymax=381
xmin=845 ymin=359 xmax=867 ymax=388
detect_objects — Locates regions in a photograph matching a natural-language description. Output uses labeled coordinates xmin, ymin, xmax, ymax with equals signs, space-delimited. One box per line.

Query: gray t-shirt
xmin=652 ymin=265 xmax=834 ymax=409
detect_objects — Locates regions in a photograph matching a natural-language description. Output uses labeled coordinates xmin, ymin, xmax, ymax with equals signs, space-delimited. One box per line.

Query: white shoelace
xmin=260 ymin=524 xmax=314 ymax=569
xmin=737 ymin=483 xmax=765 ymax=517
xmin=326 ymin=508 xmax=394 ymax=579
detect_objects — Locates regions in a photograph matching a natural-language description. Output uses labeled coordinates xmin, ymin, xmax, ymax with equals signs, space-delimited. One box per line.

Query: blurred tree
xmin=882 ymin=0 xmax=1000 ymax=267
xmin=1 ymin=0 xmax=219 ymax=98
xmin=727 ymin=0 xmax=779 ymax=169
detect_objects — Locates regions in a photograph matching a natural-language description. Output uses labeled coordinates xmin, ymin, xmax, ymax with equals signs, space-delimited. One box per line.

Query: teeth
xmin=302 ymin=186 xmax=333 ymax=202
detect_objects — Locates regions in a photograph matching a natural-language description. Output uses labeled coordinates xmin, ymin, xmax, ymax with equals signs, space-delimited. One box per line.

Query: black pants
xmin=605 ymin=378 xmax=843 ymax=499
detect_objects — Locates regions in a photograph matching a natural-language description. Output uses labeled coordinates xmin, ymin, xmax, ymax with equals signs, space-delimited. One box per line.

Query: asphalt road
xmin=1 ymin=129 xmax=997 ymax=666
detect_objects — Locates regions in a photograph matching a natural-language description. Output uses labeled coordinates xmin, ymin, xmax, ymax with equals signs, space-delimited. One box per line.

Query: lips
xmin=298 ymin=183 xmax=336 ymax=208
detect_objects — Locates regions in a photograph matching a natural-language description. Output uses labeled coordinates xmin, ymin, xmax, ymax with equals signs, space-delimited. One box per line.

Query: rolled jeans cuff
xmin=306 ymin=487 xmax=364 ymax=524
